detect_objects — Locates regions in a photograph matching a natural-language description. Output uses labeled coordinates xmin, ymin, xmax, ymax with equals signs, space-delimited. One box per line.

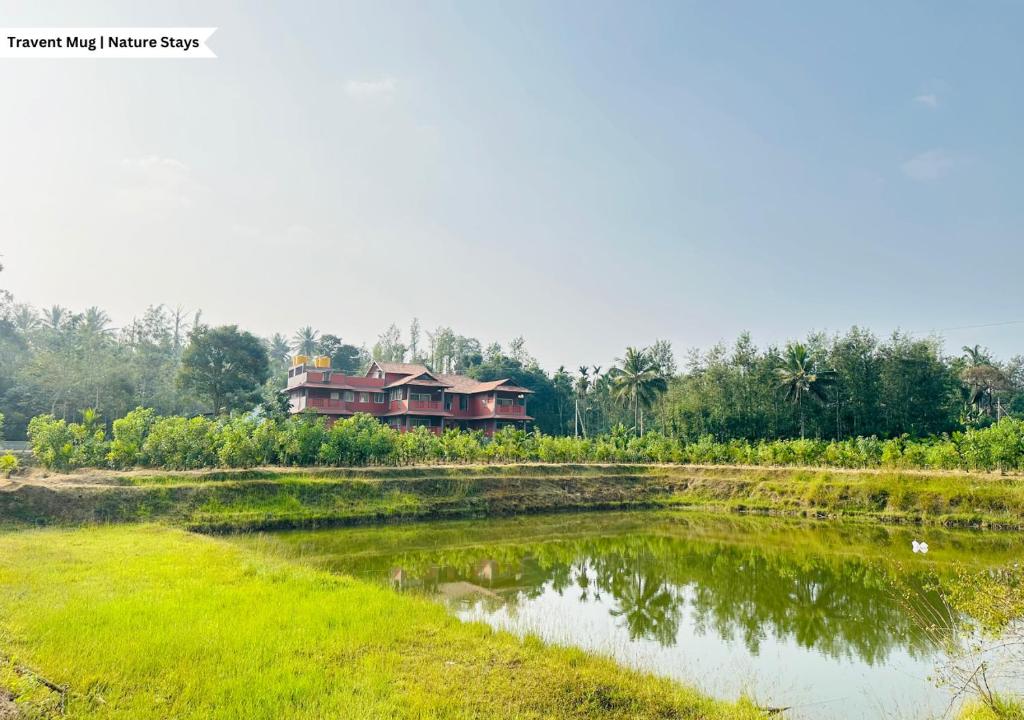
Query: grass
xmin=4 ymin=464 xmax=1024 ymax=532
xmin=0 ymin=524 xmax=765 ymax=720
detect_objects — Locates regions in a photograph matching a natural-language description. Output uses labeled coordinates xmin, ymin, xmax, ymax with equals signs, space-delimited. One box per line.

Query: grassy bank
xmin=0 ymin=525 xmax=763 ymax=719
xmin=3 ymin=464 xmax=1024 ymax=532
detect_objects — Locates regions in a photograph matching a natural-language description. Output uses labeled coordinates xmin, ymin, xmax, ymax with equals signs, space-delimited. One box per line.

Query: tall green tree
xmin=179 ymin=325 xmax=269 ymax=415
xmin=776 ymin=343 xmax=834 ymax=439
xmin=611 ymin=347 xmax=668 ymax=435
xmin=291 ymin=326 xmax=319 ymax=356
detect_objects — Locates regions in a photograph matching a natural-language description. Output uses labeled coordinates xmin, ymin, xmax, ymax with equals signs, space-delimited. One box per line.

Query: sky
xmin=1 ymin=1 xmax=1022 ymax=370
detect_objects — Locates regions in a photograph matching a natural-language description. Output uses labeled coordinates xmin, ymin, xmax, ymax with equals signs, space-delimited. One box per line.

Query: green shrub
xmin=276 ymin=412 xmax=328 ymax=466
xmin=142 ymin=416 xmax=218 ymax=469
xmin=0 ymin=453 xmax=18 ymax=477
xmin=319 ymin=413 xmax=396 ymax=466
xmin=108 ymin=407 xmax=156 ymax=468
xmin=28 ymin=415 xmax=79 ymax=471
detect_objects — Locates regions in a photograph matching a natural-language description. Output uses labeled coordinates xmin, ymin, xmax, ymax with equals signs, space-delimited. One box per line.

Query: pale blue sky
xmin=2 ymin=1 xmax=1022 ymax=369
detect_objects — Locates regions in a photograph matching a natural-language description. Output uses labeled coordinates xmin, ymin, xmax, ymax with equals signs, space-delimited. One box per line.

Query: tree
xmin=961 ymin=345 xmax=1010 ymax=422
xmin=266 ymin=333 xmax=292 ymax=372
xmin=372 ymin=324 xmax=406 ymax=363
xmin=291 ymin=326 xmax=319 ymax=356
xmin=178 ymin=325 xmax=269 ymax=415
xmin=776 ymin=343 xmax=834 ymax=439
xmin=611 ymin=347 xmax=668 ymax=435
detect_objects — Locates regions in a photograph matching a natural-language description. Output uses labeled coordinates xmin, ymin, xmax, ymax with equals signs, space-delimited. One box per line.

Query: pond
xmin=235 ymin=512 xmax=1024 ymax=719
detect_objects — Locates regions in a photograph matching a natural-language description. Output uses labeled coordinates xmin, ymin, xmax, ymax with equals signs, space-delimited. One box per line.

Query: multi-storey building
xmin=285 ymin=358 xmax=532 ymax=435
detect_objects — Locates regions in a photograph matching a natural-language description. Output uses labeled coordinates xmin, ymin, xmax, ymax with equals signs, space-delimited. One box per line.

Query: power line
xmin=922 ymin=319 xmax=1024 ymax=333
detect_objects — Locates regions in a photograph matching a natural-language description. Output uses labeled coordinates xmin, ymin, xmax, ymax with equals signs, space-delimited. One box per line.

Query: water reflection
xmin=373 ymin=530 xmax=947 ymax=664
xmin=236 ymin=512 xmax=1024 ymax=718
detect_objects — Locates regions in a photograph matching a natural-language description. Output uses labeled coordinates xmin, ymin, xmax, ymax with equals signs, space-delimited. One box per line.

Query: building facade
xmin=285 ymin=358 xmax=532 ymax=435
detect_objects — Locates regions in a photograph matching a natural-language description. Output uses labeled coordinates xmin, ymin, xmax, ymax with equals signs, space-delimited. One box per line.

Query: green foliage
xmin=318 ymin=413 xmax=397 ymax=466
xmin=108 ymin=406 xmax=157 ymax=468
xmin=0 ymin=452 xmax=18 ymax=477
xmin=141 ymin=416 xmax=218 ymax=470
xmin=25 ymin=408 xmax=1024 ymax=474
xmin=27 ymin=410 xmax=108 ymax=471
xmin=178 ymin=324 xmax=270 ymax=415
xmin=275 ymin=412 xmax=328 ymax=466
xmin=0 ymin=410 xmax=4 ymax=440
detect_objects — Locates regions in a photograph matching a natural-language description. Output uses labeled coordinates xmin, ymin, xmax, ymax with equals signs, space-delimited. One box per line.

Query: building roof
xmin=383 ymin=373 xmax=452 ymax=389
xmin=437 ymin=374 xmax=534 ymax=394
xmin=368 ymin=361 xmax=433 ymax=376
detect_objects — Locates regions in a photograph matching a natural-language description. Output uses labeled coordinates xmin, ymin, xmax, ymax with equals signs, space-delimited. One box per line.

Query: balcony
xmin=305 ymin=397 xmax=347 ymax=411
xmin=496 ymin=404 xmax=525 ymax=415
xmin=409 ymin=399 xmax=443 ymax=411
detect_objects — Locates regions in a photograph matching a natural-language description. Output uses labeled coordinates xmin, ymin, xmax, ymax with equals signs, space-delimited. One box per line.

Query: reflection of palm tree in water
xmin=606 ymin=559 xmax=682 ymax=647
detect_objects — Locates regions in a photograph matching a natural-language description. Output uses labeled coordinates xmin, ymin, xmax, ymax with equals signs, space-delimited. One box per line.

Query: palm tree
xmin=268 ymin=333 xmax=292 ymax=366
xmin=776 ymin=343 xmax=834 ymax=439
xmin=82 ymin=307 xmax=113 ymax=336
xmin=42 ymin=305 xmax=72 ymax=330
xmin=960 ymin=345 xmax=1007 ymax=419
xmin=574 ymin=366 xmax=590 ymax=437
xmin=961 ymin=344 xmax=991 ymax=368
xmin=610 ymin=347 xmax=668 ymax=435
xmin=12 ymin=304 xmax=39 ymax=334
xmin=291 ymin=326 xmax=319 ymax=355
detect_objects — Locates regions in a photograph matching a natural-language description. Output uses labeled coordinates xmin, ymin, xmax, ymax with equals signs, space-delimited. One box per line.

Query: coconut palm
xmin=42 ymin=305 xmax=73 ymax=330
xmin=610 ymin=347 xmax=668 ymax=435
xmin=291 ymin=326 xmax=319 ymax=356
xmin=574 ymin=366 xmax=591 ymax=437
xmin=776 ymin=343 xmax=834 ymax=439
xmin=12 ymin=304 xmax=39 ymax=334
xmin=268 ymin=333 xmax=292 ymax=366
xmin=82 ymin=306 xmax=113 ymax=336
xmin=960 ymin=345 xmax=1007 ymax=419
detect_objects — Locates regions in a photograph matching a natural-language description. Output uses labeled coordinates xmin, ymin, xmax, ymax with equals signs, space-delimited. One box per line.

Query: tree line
xmin=2 ymin=262 xmax=1021 ymax=443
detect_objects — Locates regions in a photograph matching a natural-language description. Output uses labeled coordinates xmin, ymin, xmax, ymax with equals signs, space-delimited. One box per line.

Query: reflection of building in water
xmin=388 ymin=555 xmax=546 ymax=601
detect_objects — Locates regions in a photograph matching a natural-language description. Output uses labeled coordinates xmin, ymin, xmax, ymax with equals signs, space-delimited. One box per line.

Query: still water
xmin=239 ymin=512 xmax=1024 ymax=719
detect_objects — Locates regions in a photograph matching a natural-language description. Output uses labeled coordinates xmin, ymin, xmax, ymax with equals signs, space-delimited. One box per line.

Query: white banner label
xmin=0 ymin=28 xmax=217 ymax=58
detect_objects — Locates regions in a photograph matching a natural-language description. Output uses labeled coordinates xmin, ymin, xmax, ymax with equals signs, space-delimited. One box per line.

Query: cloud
xmin=115 ymin=155 xmax=202 ymax=212
xmin=345 ymin=77 xmax=397 ymax=99
xmin=901 ymin=149 xmax=954 ymax=181
xmin=913 ymin=93 xmax=938 ymax=109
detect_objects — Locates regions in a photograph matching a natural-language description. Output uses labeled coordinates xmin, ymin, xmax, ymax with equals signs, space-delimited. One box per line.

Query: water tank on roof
xmin=293 ymin=355 xmax=308 ymax=367
xmin=314 ymin=355 xmax=331 ymax=368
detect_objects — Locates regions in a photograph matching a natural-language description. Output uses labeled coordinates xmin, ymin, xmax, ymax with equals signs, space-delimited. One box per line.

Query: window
xmin=410 ymin=392 xmax=433 ymax=402
xmin=343 ymin=391 xmax=354 ymax=402
xmin=389 ymin=388 xmax=404 ymax=402
xmin=409 ymin=417 xmax=434 ymax=427
xmin=444 ymin=396 xmax=452 ymax=411
xmin=497 ymin=397 xmax=514 ymax=407
xmin=330 ymin=391 xmax=339 ymax=400
xmin=459 ymin=395 xmax=469 ymax=411
xmin=373 ymin=393 xmax=385 ymax=404
xmin=359 ymin=392 xmax=370 ymax=403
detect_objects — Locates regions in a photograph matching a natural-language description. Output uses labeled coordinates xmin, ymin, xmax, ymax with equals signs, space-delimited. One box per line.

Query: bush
xmin=28 ymin=415 xmax=79 ymax=471
xmin=108 ymin=407 xmax=156 ymax=468
xmin=275 ymin=412 xmax=328 ymax=466
xmin=318 ymin=413 xmax=396 ymax=466
xmin=142 ymin=416 xmax=218 ymax=470
xmin=23 ymin=407 xmax=1024 ymax=473
xmin=0 ymin=453 xmax=18 ymax=477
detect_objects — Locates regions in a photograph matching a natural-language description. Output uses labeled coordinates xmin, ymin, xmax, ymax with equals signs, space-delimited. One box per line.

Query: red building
xmin=285 ymin=358 xmax=532 ymax=435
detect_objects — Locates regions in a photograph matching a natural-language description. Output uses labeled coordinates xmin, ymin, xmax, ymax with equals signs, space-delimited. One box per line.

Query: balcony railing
xmin=305 ymin=398 xmax=347 ymax=410
xmin=409 ymin=400 xmax=442 ymax=411
xmin=496 ymin=404 xmax=525 ymax=415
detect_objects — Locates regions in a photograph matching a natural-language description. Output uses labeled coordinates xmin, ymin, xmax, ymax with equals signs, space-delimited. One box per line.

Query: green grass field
xmin=0 ymin=525 xmax=764 ymax=719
